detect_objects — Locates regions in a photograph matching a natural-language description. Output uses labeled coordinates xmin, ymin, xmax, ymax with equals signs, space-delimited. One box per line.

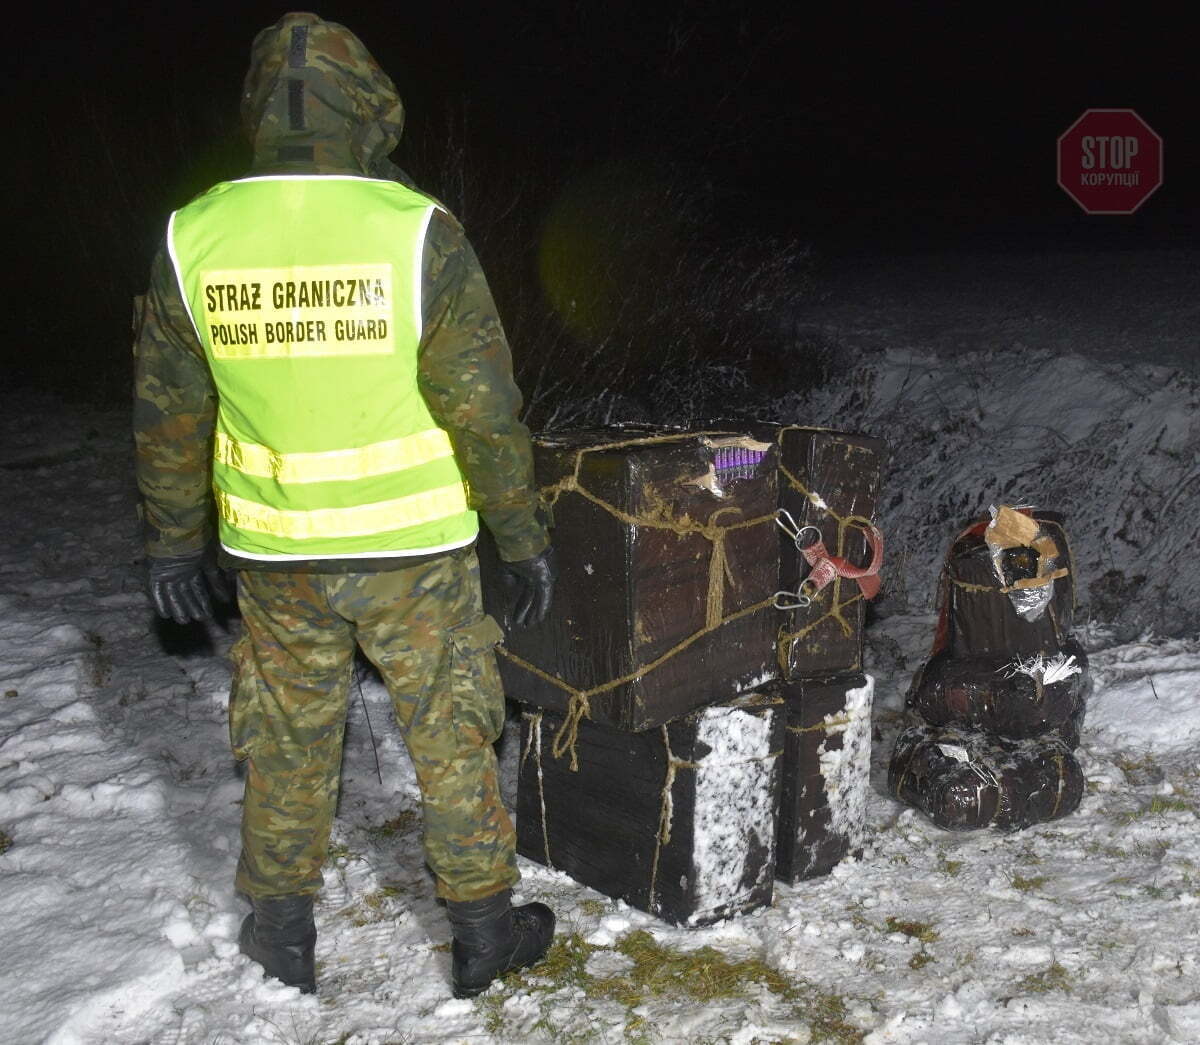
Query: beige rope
xmin=532 ymin=713 xmax=552 ymax=864
xmin=1049 ymin=752 xmax=1066 ymax=817
xmin=505 ymin=432 xmax=877 ymax=765
xmin=775 ymin=462 xmax=880 ymax=668
xmin=524 ymin=713 xmax=781 ymax=908
xmin=644 ymin=731 xmax=782 ymax=907
xmin=500 ymin=594 xmax=777 ymax=770
xmin=786 ymin=713 xmax=854 ymax=735
xmin=647 ymin=727 xmax=699 ymax=903
xmin=501 ymin=434 xmax=780 ymax=769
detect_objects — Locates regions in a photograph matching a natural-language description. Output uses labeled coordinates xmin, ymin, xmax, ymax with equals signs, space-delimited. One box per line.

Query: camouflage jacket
xmin=133 ymin=13 xmax=547 ymax=571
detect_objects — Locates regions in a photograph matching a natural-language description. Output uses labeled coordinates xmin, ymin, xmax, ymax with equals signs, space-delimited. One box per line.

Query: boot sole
xmin=451 ymin=951 xmax=546 ymax=999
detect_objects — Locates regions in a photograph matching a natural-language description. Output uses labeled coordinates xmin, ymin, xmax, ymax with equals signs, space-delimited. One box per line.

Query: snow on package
xmin=893 ymin=507 xmax=1088 ymax=830
xmin=515 ymin=690 xmax=783 ymax=927
xmin=906 ymin=506 xmax=1089 ymax=746
xmin=888 ymin=724 xmax=1084 ymax=831
xmin=907 ymin=642 xmax=1090 ymax=739
xmin=484 ymin=426 xmax=779 ymax=733
xmin=756 ymin=425 xmax=887 ymax=679
xmin=773 ymin=674 xmax=874 ymax=882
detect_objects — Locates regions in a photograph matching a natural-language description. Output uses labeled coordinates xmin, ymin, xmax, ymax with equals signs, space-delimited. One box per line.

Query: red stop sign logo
xmin=1057 ymin=109 xmax=1163 ymax=214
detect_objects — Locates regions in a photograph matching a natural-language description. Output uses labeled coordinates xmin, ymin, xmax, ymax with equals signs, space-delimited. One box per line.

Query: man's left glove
xmin=501 ymin=548 xmax=557 ymax=627
xmin=148 ymin=551 xmax=233 ymax=625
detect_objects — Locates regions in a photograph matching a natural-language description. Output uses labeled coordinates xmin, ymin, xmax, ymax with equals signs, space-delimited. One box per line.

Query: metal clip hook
xmin=773 ymin=589 xmax=811 ymax=611
xmin=775 ymin=509 xmax=821 ymax=551
xmin=773 ymin=575 xmax=819 ymax=610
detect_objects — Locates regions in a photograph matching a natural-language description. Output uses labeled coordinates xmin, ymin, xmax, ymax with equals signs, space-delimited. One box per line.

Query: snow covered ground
xmin=3 ymin=248 xmax=1199 ymax=1044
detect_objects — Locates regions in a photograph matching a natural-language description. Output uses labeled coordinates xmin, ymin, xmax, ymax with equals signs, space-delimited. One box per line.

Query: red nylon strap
xmin=800 ymin=523 xmax=885 ymax=600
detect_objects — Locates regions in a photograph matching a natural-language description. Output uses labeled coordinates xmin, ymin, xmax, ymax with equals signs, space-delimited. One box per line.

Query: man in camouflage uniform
xmin=134 ymin=12 xmax=556 ymax=998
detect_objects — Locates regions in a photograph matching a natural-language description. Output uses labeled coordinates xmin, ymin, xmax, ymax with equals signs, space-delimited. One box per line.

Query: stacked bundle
xmin=489 ymin=425 xmax=886 ymax=925
xmin=766 ymin=428 xmax=887 ymax=883
xmin=889 ymin=508 xmax=1088 ymax=831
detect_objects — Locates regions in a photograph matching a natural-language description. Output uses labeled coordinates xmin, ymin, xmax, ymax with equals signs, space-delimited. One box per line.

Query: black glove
xmin=147 ymin=551 xmax=233 ymax=625
xmin=501 ymin=548 xmax=556 ymax=627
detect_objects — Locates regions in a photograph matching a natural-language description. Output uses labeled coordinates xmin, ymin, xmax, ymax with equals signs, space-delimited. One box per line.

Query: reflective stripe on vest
xmin=213 ymin=427 xmax=455 ymax=484
xmin=215 ymin=482 xmax=469 ymax=540
xmin=168 ymin=175 xmax=478 ymax=561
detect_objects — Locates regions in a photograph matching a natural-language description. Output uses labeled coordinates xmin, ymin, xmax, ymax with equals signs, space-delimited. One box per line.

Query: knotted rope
xmin=500 ymin=433 xmax=779 ymax=769
xmin=774 ymin=460 xmax=884 ymax=666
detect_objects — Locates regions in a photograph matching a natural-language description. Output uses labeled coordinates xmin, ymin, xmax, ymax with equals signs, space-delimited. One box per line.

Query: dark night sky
xmin=9 ymin=2 xmax=1196 ymax=394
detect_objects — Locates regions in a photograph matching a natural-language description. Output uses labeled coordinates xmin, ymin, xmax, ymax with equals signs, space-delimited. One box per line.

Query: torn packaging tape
xmin=985 ymin=504 xmax=1041 ymax=550
xmin=942 ymin=513 xmax=1077 ymax=658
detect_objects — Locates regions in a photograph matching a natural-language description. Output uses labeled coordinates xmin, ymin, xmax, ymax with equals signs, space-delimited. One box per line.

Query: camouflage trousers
xmin=227 ymin=547 xmax=519 ymax=903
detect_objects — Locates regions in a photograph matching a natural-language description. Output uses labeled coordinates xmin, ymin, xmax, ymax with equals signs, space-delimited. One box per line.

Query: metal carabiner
xmin=773 ymin=589 xmax=811 ymax=611
xmin=775 ymin=509 xmax=821 ymax=552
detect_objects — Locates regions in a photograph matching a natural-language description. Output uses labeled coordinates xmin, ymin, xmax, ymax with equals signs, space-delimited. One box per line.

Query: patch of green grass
xmin=1149 ymin=797 xmax=1192 ymax=815
xmin=846 ymin=909 xmax=873 ymax=932
xmin=516 ymin=931 xmax=596 ymax=989
xmin=366 ymin=810 xmax=420 ymax=839
xmin=908 ymin=952 xmax=936 ymax=970
xmin=477 ymin=991 xmax=505 ymax=1035
xmin=939 ymin=857 xmax=963 ymax=877
xmin=490 ymin=929 xmax=865 ymax=1044
xmin=1011 ymin=927 xmax=1035 ymax=938
xmin=343 ymin=886 xmax=410 ymax=927
xmin=596 ymin=929 xmax=789 ymax=1005
xmin=326 ymin=842 xmax=353 ymax=864
xmin=1083 ymin=840 xmax=1127 ymax=859
xmin=0 ymin=829 xmax=12 ymax=855
xmin=1017 ymin=961 xmax=1071 ymax=994
xmin=578 ymin=899 xmax=608 ymax=917
xmin=1010 ymin=875 xmax=1047 ymax=893
xmin=1120 ymin=796 xmax=1193 ymax=824
xmin=884 ymin=918 xmax=939 ymax=944
xmin=1115 ymin=754 xmax=1158 ymax=775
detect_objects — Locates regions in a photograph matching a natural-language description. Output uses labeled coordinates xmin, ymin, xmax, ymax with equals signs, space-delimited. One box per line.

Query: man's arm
xmin=133 ymin=245 xmax=218 ymax=559
xmin=418 ymin=211 xmax=549 ymax=562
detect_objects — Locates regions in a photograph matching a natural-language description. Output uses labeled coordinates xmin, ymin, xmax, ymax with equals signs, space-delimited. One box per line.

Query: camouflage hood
xmin=241 ymin=12 xmax=404 ymax=176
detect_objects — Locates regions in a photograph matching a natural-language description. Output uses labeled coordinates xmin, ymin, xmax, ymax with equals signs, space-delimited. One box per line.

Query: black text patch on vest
xmin=198 ymin=264 xmax=395 ymax=358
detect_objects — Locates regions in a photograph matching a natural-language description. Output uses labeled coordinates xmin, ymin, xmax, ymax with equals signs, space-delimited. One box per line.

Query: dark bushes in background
xmin=21 ymin=77 xmax=816 ymax=423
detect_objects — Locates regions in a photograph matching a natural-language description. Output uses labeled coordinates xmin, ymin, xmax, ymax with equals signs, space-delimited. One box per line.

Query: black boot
xmin=239 ymin=894 xmax=317 ymax=994
xmin=446 ymin=889 xmax=555 ymax=998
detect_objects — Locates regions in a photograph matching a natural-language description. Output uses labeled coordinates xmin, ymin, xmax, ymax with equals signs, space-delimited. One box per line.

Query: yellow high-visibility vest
xmin=168 ymin=174 xmax=478 ymax=561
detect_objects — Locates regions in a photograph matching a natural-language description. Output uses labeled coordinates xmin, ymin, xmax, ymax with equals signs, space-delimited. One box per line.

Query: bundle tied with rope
xmin=488 ymin=428 xmax=784 ymax=764
xmin=763 ymin=426 xmax=888 ymax=679
xmin=907 ymin=504 xmax=1089 ymax=742
xmin=891 ymin=505 xmax=1088 ymax=833
xmin=936 ymin=505 xmax=1077 ymax=659
xmin=888 ymin=723 xmax=1084 ymax=832
xmin=774 ymin=673 xmax=875 ymax=882
xmin=515 ymin=691 xmax=784 ymax=927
